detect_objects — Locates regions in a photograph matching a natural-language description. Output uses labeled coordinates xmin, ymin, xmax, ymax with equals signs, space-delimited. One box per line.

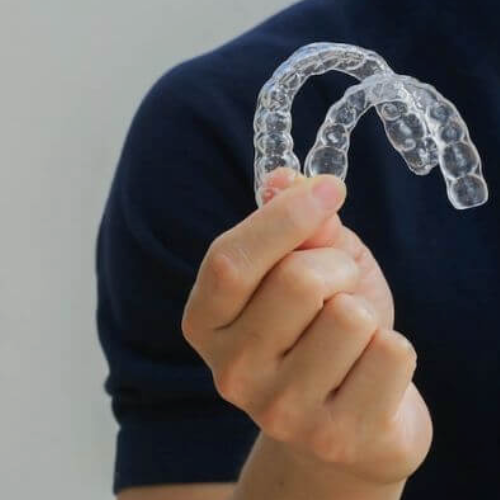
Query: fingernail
xmin=311 ymin=176 xmax=344 ymax=211
xmin=263 ymin=167 xmax=301 ymax=192
xmin=260 ymin=186 xmax=281 ymax=205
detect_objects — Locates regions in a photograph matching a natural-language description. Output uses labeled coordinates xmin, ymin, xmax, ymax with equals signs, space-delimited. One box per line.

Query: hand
xmin=182 ymin=169 xmax=433 ymax=492
xmin=261 ymin=167 xmax=395 ymax=331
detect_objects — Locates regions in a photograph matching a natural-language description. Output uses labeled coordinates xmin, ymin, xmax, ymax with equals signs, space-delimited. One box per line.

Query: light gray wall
xmin=0 ymin=1 xmax=292 ymax=498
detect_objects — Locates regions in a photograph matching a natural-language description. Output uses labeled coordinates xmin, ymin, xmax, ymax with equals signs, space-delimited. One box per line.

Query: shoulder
xmin=112 ymin=1 xmax=332 ymax=225
xmin=131 ymin=0 xmax=331 ymax=127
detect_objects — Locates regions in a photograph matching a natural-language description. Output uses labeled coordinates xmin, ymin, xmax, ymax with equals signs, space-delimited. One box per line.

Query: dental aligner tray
xmin=253 ymin=43 xmax=489 ymax=210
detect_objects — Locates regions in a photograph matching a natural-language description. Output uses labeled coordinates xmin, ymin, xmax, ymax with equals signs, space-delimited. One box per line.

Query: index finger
xmin=184 ymin=174 xmax=346 ymax=332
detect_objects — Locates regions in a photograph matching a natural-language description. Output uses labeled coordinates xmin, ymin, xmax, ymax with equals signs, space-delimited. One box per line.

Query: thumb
xmin=261 ymin=167 xmax=346 ymax=250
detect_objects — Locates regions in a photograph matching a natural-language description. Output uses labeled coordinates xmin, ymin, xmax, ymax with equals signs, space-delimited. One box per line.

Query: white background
xmin=0 ymin=1 xmax=292 ymax=498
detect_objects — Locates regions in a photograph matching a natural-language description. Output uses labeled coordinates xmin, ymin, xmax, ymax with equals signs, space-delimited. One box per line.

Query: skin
xmin=119 ymin=168 xmax=433 ymax=500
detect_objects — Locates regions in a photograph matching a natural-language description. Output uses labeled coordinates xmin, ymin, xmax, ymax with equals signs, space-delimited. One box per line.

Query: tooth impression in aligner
xmin=253 ymin=42 xmax=489 ymax=210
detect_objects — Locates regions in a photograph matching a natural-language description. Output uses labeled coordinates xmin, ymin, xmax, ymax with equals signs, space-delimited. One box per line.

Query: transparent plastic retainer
xmin=254 ymin=43 xmax=489 ymax=210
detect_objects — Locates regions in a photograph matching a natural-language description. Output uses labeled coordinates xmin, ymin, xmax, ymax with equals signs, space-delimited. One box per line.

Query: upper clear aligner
xmin=254 ymin=43 xmax=489 ymax=210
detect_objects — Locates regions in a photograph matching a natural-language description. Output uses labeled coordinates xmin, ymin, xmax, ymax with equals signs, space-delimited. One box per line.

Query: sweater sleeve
xmin=95 ymin=57 xmax=259 ymax=494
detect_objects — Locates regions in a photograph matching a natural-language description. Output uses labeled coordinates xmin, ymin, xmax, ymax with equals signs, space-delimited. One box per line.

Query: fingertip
xmin=259 ymin=170 xmax=347 ymax=211
xmin=310 ymin=175 xmax=347 ymax=213
xmin=330 ymin=175 xmax=347 ymax=207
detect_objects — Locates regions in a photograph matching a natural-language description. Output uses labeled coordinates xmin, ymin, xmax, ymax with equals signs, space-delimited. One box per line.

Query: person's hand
xmin=182 ymin=169 xmax=433 ymax=492
xmin=260 ymin=167 xmax=395 ymax=331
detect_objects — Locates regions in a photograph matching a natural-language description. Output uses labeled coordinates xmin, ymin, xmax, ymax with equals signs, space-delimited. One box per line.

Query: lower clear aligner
xmin=253 ymin=43 xmax=489 ymax=210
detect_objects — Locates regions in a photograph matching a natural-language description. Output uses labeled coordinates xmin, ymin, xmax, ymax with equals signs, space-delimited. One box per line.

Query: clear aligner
xmin=253 ymin=42 xmax=489 ymax=210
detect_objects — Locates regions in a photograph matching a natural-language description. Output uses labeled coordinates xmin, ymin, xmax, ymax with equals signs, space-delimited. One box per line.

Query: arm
xmin=118 ymin=483 xmax=235 ymax=500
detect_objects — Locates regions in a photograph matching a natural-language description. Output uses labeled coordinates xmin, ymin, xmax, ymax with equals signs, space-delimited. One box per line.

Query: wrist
xmin=233 ymin=433 xmax=406 ymax=500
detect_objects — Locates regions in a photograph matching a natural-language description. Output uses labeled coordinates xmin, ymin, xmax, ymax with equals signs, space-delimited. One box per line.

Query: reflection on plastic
xmin=253 ymin=43 xmax=489 ymax=210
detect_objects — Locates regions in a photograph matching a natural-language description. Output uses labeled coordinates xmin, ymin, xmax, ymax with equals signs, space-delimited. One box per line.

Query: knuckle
xmin=274 ymin=254 xmax=325 ymax=301
xmin=180 ymin=298 xmax=209 ymax=350
xmin=338 ymin=227 xmax=358 ymax=258
xmin=344 ymin=227 xmax=373 ymax=264
xmin=205 ymin=238 xmax=252 ymax=297
xmin=180 ymin=308 xmax=196 ymax=341
xmin=375 ymin=330 xmax=418 ymax=368
xmin=307 ymin=423 xmax=356 ymax=465
xmin=213 ymin=358 xmax=251 ymax=407
xmin=327 ymin=293 xmax=379 ymax=335
xmin=332 ymin=247 xmax=359 ymax=271
xmin=328 ymin=248 xmax=361 ymax=291
xmin=354 ymin=240 xmax=373 ymax=265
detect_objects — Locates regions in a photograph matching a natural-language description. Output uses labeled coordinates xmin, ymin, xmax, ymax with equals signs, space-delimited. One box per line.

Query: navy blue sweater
xmin=96 ymin=0 xmax=500 ymax=496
